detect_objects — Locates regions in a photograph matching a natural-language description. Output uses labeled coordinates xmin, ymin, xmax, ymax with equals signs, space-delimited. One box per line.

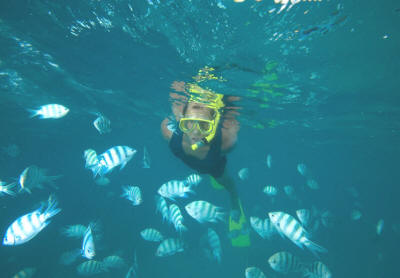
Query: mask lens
xmin=198 ymin=120 xmax=212 ymax=133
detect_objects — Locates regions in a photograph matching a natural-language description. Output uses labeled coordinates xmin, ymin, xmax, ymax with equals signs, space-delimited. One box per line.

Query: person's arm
xmin=161 ymin=118 xmax=173 ymax=141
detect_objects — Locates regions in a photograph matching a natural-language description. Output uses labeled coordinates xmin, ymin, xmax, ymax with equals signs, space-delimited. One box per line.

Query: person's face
xmin=183 ymin=104 xmax=214 ymax=145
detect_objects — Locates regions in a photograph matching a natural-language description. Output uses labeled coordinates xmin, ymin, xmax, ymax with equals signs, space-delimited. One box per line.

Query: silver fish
xmin=0 ymin=181 xmax=16 ymax=196
xmin=82 ymin=224 xmax=95 ymax=259
xmin=155 ymin=238 xmax=184 ymax=257
xmin=268 ymin=251 xmax=305 ymax=274
xmin=169 ymin=204 xmax=187 ymax=233
xmin=185 ymin=200 xmax=226 ymax=223
xmin=76 ymin=260 xmax=108 ymax=276
xmin=140 ymin=228 xmax=164 ymax=242
xmin=250 ymin=216 xmax=276 ymax=239
xmin=156 ymin=196 xmax=170 ymax=222
xmin=304 ymin=261 xmax=332 ymax=278
xmin=245 ymin=266 xmax=266 ymax=278
xmin=142 ymin=146 xmax=151 ymax=168
xmin=102 ymin=255 xmax=126 ymax=269
xmin=121 ymin=186 xmax=142 ymax=206
xmin=3 ymin=195 xmax=61 ymax=245
xmin=28 ymin=104 xmax=69 ymax=119
xmin=296 ymin=209 xmax=312 ymax=228
xmin=93 ymin=114 xmax=111 ymax=134
xmin=83 ymin=149 xmax=99 ymax=170
xmin=266 ymin=154 xmax=272 ymax=169
xmin=158 ymin=180 xmax=194 ymax=200
xmin=18 ymin=165 xmax=61 ymax=194
xmin=263 ymin=185 xmax=278 ymax=196
xmin=186 ymin=173 xmax=202 ymax=186
xmin=207 ymin=228 xmax=222 ymax=263
xmin=269 ymin=211 xmax=327 ymax=256
xmin=61 ymin=224 xmax=87 ymax=239
xmin=93 ymin=146 xmax=136 ymax=177
xmin=238 ymin=168 xmax=249 ymax=180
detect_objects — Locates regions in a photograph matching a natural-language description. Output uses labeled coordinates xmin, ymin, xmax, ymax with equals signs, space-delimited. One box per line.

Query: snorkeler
xmin=161 ymin=81 xmax=250 ymax=247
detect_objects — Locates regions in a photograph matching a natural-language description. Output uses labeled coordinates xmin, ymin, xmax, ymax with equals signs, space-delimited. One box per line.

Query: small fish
xmin=297 ymin=163 xmax=307 ymax=176
xmin=140 ymin=228 xmax=164 ymax=242
xmin=169 ymin=204 xmax=187 ymax=233
xmin=83 ymin=149 xmax=99 ymax=170
xmin=376 ymin=219 xmax=384 ymax=236
xmin=121 ymin=186 xmax=142 ymax=206
xmin=18 ymin=165 xmax=61 ymax=194
xmin=245 ymin=266 xmax=266 ymax=278
xmin=266 ymin=154 xmax=272 ymax=168
xmin=61 ymin=224 xmax=87 ymax=239
xmin=93 ymin=146 xmax=136 ymax=177
xmin=82 ymin=224 xmax=96 ymax=259
xmin=3 ymin=195 xmax=61 ymax=245
xmin=207 ymin=228 xmax=222 ymax=263
xmin=186 ymin=173 xmax=202 ymax=186
xmin=155 ymin=238 xmax=184 ymax=257
xmin=296 ymin=209 xmax=311 ymax=228
xmin=142 ymin=146 xmax=151 ymax=168
xmin=155 ymin=196 xmax=170 ymax=222
xmin=269 ymin=211 xmax=327 ymax=256
xmin=94 ymin=176 xmax=110 ymax=186
xmin=28 ymin=104 xmax=69 ymax=119
xmin=93 ymin=114 xmax=111 ymax=134
xmin=268 ymin=251 xmax=305 ymax=274
xmin=351 ymin=209 xmax=362 ymax=221
xmin=304 ymin=261 xmax=332 ymax=278
xmin=76 ymin=260 xmax=108 ymax=276
xmin=158 ymin=180 xmax=194 ymax=200
xmin=0 ymin=181 xmax=16 ymax=196
xmin=250 ymin=216 xmax=276 ymax=239
xmin=185 ymin=200 xmax=226 ymax=223
xmin=238 ymin=168 xmax=249 ymax=180
xmin=103 ymin=255 xmax=126 ymax=269
xmin=306 ymin=179 xmax=319 ymax=190
xmin=12 ymin=267 xmax=36 ymax=278
xmin=263 ymin=185 xmax=278 ymax=196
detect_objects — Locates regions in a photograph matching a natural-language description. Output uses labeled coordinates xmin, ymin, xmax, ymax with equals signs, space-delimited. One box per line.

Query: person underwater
xmin=161 ymin=81 xmax=250 ymax=247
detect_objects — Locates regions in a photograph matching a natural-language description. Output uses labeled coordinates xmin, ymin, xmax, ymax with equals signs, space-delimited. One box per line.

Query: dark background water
xmin=1 ymin=0 xmax=400 ymax=277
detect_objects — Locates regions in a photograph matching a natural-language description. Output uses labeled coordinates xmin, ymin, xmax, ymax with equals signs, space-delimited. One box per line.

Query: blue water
xmin=1 ymin=0 xmax=399 ymax=277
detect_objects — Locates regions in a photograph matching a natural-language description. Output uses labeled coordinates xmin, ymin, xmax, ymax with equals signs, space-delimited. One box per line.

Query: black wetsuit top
xmin=169 ymin=127 xmax=227 ymax=178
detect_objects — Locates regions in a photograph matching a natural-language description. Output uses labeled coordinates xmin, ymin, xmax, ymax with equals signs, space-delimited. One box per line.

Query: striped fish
xmin=185 ymin=200 xmax=226 ymax=223
xmin=263 ymin=185 xmax=278 ymax=196
xmin=93 ymin=114 xmax=111 ymax=134
xmin=296 ymin=209 xmax=312 ymax=228
xmin=121 ymin=186 xmax=142 ymax=206
xmin=12 ymin=267 xmax=36 ymax=278
xmin=3 ymin=195 xmax=61 ymax=245
xmin=93 ymin=146 xmax=136 ymax=177
xmin=28 ymin=104 xmax=69 ymax=119
xmin=169 ymin=204 xmax=187 ymax=233
xmin=140 ymin=228 xmax=163 ymax=242
xmin=245 ymin=267 xmax=266 ymax=278
xmin=268 ymin=211 xmax=327 ymax=256
xmin=250 ymin=216 xmax=276 ymax=239
xmin=158 ymin=180 xmax=194 ymax=201
xmin=76 ymin=260 xmax=108 ymax=276
xmin=0 ymin=181 xmax=16 ymax=196
xmin=155 ymin=238 xmax=184 ymax=257
xmin=304 ymin=261 xmax=332 ymax=278
xmin=83 ymin=149 xmax=99 ymax=170
xmin=102 ymin=255 xmax=126 ymax=269
xmin=268 ymin=251 xmax=305 ymax=274
xmin=186 ymin=173 xmax=202 ymax=186
xmin=82 ymin=224 xmax=95 ymax=259
xmin=155 ymin=196 xmax=170 ymax=222
xmin=207 ymin=228 xmax=222 ymax=263
xmin=18 ymin=165 xmax=60 ymax=194
xmin=61 ymin=224 xmax=87 ymax=239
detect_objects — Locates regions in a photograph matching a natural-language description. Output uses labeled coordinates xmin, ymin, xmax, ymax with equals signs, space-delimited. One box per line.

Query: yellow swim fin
xmin=209 ymin=175 xmax=225 ymax=190
xmin=229 ymin=200 xmax=251 ymax=247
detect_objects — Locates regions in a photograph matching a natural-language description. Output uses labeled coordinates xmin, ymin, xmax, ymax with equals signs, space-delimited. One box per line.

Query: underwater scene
xmin=0 ymin=1 xmax=399 ymax=277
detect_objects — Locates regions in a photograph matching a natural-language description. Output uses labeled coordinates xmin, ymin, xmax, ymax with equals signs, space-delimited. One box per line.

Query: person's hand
xmin=171 ymin=81 xmax=186 ymax=92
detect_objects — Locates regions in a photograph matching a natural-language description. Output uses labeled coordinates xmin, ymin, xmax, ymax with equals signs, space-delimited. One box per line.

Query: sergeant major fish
xmin=245 ymin=267 xmax=266 ymax=278
xmin=76 ymin=260 xmax=108 ymax=276
xmin=3 ymin=195 xmax=61 ymax=245
xmin=268 ymin=251 xmax=305 ymax=274
xmin=269 ymin=211 xmax=327 ymax=256
xmin=304 ymin=261 xmax=332 ymax=278
xmin=93 ymin=114 xmax=111 ymax=134
xmin=155 ymin=238 xmax=184 ymax=257
xmin=93 ymin=146 xmax=136 ymax=177
xmin=185 ymin=200 xmax=226 ymax=223
xmin=82 ymin=224 xmax=96 ymax=259
xmin=158 ymin=180 xmax=195 ymax=201
xmin=140 ymin=228 xmax=164 ymax=242
xmin=121 ymin=186 xmax=142 ymax=206
xmin=19 ymin=165 xmax=61 ymax=194
xmin=169 ymin=204 xmax=187 ymax=233
xmin=207 ymin=228 xmax=222 ymax=263
xmin=0 ymin=180 xmax=16 ymax=196
xmin=250 ymin=216 xmax=276 ymax=239
xmin=28 ymin=104 xmax=69 ymax=119
xmin=155 ymin=196 xmax=170 ymax=222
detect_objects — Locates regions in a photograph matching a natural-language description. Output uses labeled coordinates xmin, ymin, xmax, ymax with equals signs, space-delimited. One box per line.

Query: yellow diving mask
xmin=179 ymin=118 xmax=215 ymax=135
